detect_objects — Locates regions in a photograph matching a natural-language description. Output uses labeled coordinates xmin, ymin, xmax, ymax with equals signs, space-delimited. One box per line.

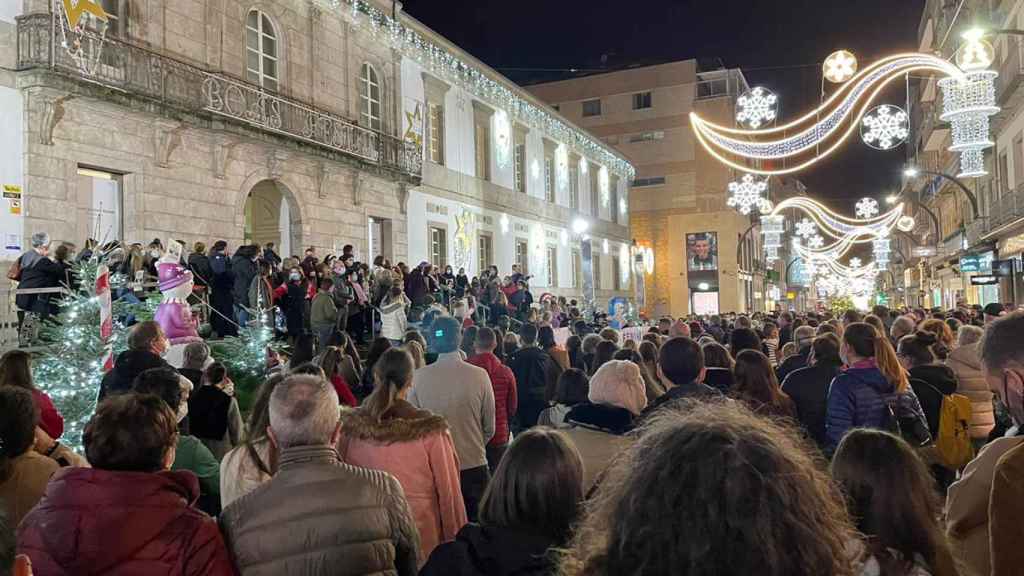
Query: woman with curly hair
xmin=559 ymin=400 xmax=858 ymax=576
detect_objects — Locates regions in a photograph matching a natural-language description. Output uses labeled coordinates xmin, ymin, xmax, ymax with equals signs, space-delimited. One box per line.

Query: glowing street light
xmin=571 ymin=218 xmax=589 ymax=235
xmin=886 ymin=194 xmax=900 ymax=205
xmin=903 ymin=167 xmax=920 ymax=178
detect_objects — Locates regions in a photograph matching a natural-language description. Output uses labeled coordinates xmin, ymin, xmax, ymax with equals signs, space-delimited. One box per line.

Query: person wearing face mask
xmin=16 ymin=393 xmax=235 ymax=575
xmin=134 ymin=367 xmax=222 ymax=517
xmin=98 ymin=321 xmax=173 ymax=401
xmin=946 ymin=311 xmax=1024 ymax=576
xmin=275 ymin=267 xmax=307 ymax=343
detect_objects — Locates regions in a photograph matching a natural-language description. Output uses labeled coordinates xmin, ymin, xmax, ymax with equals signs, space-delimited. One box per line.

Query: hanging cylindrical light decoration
xmin=938 ymin=37 xmax=999 ymax=178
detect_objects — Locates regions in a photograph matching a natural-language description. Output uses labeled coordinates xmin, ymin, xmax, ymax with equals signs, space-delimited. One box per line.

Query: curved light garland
xmin=769 ymin=196 xmax=904 ymax=241
xmin=690 ymin=53 xmax=964 ymax=175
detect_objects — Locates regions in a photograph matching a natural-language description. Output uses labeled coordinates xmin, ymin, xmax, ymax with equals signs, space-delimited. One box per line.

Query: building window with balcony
xmin=429 ymin=225 xmax=447 ymax=268
xmin=544 ymin=154 xmax=555 ymax=202
xmin=515 ymin=238 xmax=529 ymax=275
xmin=514 ymin=143 xmax=526 ymax=192
xmin=478 ymin=233 xmax=493 ymax=274
xmin=1000 ymin=152 xmax=1010 ymax=196
xmin=632 ymin=91 xmax=652 ymax=110
xmin=360 ymin=63 xmax=382 ymax=131
xmin=428 ymin=103 xmax=444 ymax=164
xmin=547 ymin=246 xmax=558 ymax=287
xmin=590 ymin=165 xmax=600 ymax=216
xmin=569 ymin=161 xmax=580 ymax=210
xmin=572 ymin=249 xmax=581 ymax=288
xmin=475 ymin=119 xmax=491 ymax=180
xmin=246 ymin=9 xmax=279 ymax=91
xmin=612 ymin=253 xmax=621 ymax=291
xmin=610 ymin=177 xmax=619 ymax=224
xmin=95 ymin=0 xmax=127 ymax=38
xmin=582 ymin=98 xmax=602 ymax=117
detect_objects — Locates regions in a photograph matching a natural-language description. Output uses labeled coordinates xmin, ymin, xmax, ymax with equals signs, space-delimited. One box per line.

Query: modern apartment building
xmin=530 ymin=60 xmax=789 ymax=316
xmin=0 ymin=0 xmax=633 ymax=305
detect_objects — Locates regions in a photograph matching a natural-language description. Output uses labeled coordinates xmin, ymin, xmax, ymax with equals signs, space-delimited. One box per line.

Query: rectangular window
xmin=475 ymin=119 xmax=491 ymax=181
xmin=514 ymin=143 xmax=526 ymax=193
xmin=1000 ymin=152 xmax=1010 ymax=195
xmin=478 ymin=233 xmax=492 ymax=275
xmin=572 ymin=249 xmax=581 ymax=288
xmin=590 ymin=167 xmax=600 ymax=216
xmin=429 ymin=226 xmax=447 ymax=269
xmin=582 ymin=99 xmax=602 ymax=117
xmin=544 ymin=155 xmax=555 ymax=202
xmin=428 ymin=103 xmax=444 ymax=164
xmin=515 ymin=239 xmax=529 ymax=275
xmin=546 ymin=246 xmax=558 ymax=287
xmin=569 ymin=164 xmax=580 ymax=210
xmin=632 ymin=91 xmax=652 ymax=110
xmin=610 ymin=185 xmax=619 ymax=225
xmin=633 ymin=176 xmax=667 ymax=187
xmin=593 ymin=253 xmax=601 ymax=290
xmin=612 ymin=254 xmax=621 ymax=291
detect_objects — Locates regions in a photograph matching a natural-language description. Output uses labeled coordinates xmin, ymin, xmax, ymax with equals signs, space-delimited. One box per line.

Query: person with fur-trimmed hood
xmin=339 ymin=347 xmax=467 ymax=567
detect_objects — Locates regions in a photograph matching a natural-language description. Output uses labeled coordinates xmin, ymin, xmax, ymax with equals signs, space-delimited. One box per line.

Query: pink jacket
xmin=339 ymin=401 xmax=467 ymax=566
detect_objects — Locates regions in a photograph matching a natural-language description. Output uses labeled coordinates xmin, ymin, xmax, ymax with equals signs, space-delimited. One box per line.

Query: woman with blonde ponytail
xmin=825 ymin=322 xmax=928 ymax=454
xmin=338 ymin=347 xmax=467 ymax=566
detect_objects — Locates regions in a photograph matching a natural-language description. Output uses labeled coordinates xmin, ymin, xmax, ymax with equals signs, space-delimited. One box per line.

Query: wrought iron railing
xmin=15 ymin=12 xmax=421 ymax=178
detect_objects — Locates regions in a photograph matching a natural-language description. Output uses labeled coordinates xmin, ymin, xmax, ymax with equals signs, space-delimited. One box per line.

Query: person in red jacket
xmin=17 ymin=393 xmax=236 ymax=576
xmin=468 ymin=327 xmax=517 ymax=471
xmin=0 ymin=350 xmax=63 ymax=439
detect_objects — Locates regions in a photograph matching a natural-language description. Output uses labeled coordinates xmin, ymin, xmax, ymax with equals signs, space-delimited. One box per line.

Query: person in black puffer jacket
xmin=897 ymin=331 xmax=959 ymax=440
xmin=509 ymin=324 xmax=554 ymax=431
xmin=230 ymin=244 xmax=260 ymax=328
xmin=420 ymin=428 xmax=583 ymax=576
xmin=781 ymin=333 xmax=843 ymax=450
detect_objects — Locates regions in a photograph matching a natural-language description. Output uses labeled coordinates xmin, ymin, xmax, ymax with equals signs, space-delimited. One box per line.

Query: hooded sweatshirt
xmin=17 ymin=467 xmax=235 ymax=576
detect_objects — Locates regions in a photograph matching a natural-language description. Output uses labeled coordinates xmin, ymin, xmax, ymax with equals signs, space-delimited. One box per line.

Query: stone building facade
xmin=0 ymin=0 xmax=633 ymax=308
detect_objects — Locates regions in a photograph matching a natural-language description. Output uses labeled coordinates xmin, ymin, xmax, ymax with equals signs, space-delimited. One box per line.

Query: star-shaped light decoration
xmin=808 ymin=234 xmax=825 ymax=249
xmin=849 ymin=257 xmax=862 ymax=268
xmin=726 ymin=174 xmax=772 ymax=215
xmin=861 ymin=105 xmax=909 ymax=150
xmin=855 ymin=197 xmax=880 ymax=219
xmin=735 ymin=87 xmax=778 ymax=129
xmin=795 ymin=217 xmax=818 ymax=239
xmin=823 ymin=50 xmax=858 ymax=83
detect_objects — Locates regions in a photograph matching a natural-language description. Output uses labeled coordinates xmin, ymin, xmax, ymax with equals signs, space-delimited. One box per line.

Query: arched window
xmin=360 ymin=63 xmax=382 ymax=131
xmin=246 ymin=9 xmax=278 ymax=91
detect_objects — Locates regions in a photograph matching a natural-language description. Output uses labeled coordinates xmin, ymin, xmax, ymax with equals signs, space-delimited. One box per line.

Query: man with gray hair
xmin=889 ymin=314 xmax=917 ymax=347
xmin=776 ymin=324 xmax=815 ymax=382
xmin=946 ymin=312 xmax=1024 ymax=576
xmin=410 ymin=316 xmax=495 ymax=521
xmin=220 ymin=375 xmax=420 ymax=576
xmin=14 ymin=232 xmax=63 ymax=336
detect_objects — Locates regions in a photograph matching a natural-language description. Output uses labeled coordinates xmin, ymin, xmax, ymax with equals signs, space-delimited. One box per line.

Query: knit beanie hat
xmin=589 ymin=359 xmax=648 ymax=416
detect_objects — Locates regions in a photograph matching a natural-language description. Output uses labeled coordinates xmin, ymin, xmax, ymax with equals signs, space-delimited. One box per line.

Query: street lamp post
xmin=903 ymin=166 xmax=980 ymax=220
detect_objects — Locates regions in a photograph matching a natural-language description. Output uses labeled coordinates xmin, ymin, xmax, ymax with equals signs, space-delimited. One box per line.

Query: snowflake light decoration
xmin=823 ymin=50 xmax=858 ymax=83
xmin=861 ymin=104 xmax=909 ymax=150
xmin=726 ymin=174 xmax=772 ymax=215
xmin=735 ymin=87 xmax=778 ymax=129
xmin=795 ymin=218 xmax=818 ymax=239
xmin=849 ymin=257 xmax=863 ymax=268
xmin=808 ymin=234 xmax=825 ymax=249
xmin=855 ymin=197 xmax=879 ymax=219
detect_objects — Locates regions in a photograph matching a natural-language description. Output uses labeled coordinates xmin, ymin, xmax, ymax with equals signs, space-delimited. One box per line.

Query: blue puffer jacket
xmin=825 ymin=361 xmax=927 ymax=451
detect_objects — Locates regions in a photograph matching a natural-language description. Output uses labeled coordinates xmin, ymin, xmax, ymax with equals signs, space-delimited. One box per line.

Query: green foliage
xmin=829 ymin=295 xmax=856 ymax=317
xmin=208 ymin=324 xmax=283 ymax=414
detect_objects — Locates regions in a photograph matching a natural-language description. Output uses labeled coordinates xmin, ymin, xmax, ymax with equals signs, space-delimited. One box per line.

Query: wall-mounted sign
xmin=971 ymin=275 xmax=1000 ymax=285
xmin=960 ymin=254 xmax=981 ymax=273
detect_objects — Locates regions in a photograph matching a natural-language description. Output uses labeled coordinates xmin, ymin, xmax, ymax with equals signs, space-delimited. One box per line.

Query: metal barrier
xmin=0 ymin=287 xmax=70 ymax=352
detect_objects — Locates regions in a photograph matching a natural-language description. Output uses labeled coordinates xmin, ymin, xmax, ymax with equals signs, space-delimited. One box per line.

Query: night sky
xmin=402 ymin=0 xmax=927 ymax=212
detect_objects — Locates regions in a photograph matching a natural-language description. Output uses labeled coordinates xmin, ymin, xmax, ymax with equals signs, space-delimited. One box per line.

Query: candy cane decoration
xmin=95 ymin=264 xmax=114 ymax=372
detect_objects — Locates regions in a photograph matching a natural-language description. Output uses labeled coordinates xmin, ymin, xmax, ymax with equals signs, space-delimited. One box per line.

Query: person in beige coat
xmin=946 ymin=325 xmax=994 ymax=444
xmin=562 ymin=360 xmax=645 ymax=491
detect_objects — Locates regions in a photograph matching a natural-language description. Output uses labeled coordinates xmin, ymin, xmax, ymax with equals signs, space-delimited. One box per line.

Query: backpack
xmin=920 ymin=380 xmax=975 ymax=470
xmin=882 ymin=393 xmax=932 ymax=448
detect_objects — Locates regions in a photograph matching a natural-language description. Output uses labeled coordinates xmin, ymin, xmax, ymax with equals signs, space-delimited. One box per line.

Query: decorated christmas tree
xmin=33 ymin=259 xmax=149 ymax=448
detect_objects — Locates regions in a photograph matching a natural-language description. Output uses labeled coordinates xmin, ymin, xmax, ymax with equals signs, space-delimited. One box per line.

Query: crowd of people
xmin=4 ymin=233 xmax=1024 ymax=575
